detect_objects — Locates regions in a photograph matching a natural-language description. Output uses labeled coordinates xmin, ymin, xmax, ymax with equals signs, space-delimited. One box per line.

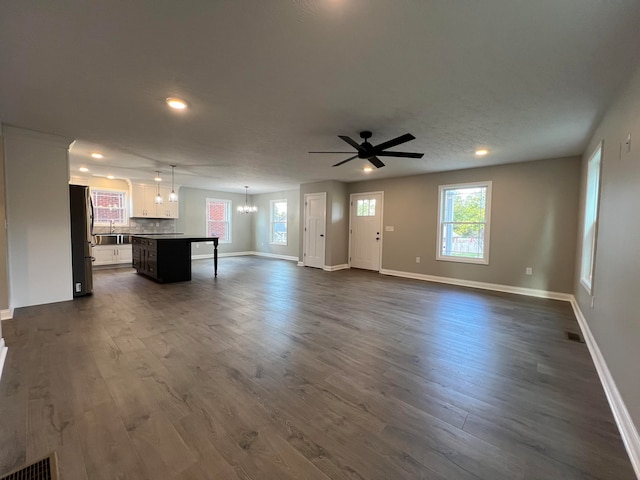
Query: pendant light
xmin=169 ymin=165 xmax=178 ymax=202
xmin=237 ymin=186 xmax=257 ymax=214
xmin=154 ymin=170 xmax=163 ymax=204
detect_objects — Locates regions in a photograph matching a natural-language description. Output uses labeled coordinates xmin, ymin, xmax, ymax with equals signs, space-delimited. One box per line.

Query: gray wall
xmin=177 ymin=186 xmax=253 ymax=256
xmin=348 ymin=157 xmax=581 ymax=293
xmin=3 ymin=125 xmax=74 ymax=308
xmin=252 ymin=188 xmax=300 ymax=258
xmin=0 ymin=133 xmax=8 ymax=312
xmin=299 ymin=180 xmax=350 ymax=266
xmin=574 ymin=62 xmax=640 ymax=430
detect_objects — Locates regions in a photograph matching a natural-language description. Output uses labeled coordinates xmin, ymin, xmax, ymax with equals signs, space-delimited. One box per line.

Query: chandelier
xmin=237 ymin=186 xmax=257 ymax=214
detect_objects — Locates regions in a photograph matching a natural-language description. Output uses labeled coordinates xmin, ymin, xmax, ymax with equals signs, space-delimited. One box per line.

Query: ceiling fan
xmin=309 ymin=130 xmax=424 ymax=168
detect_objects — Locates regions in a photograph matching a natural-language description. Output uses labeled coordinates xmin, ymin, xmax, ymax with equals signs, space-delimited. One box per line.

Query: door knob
xmin=320 ymin=234 xmax=324 ymax=237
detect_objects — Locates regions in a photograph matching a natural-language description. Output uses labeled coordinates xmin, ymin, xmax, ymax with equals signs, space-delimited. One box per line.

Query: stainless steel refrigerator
xmin=69 ymin=184 xmax=94 ymax=297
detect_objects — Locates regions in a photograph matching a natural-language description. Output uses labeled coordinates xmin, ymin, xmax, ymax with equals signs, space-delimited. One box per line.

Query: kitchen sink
xmin=93 ymin=234 xmax=131 ymax=245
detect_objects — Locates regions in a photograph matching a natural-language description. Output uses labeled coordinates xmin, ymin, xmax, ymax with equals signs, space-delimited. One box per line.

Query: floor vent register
xmin=0 ymin=453 xmax=58 ymax=480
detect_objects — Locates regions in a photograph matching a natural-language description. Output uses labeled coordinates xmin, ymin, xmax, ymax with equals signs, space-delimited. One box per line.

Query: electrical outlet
xmin=416 ymin=256 xmax=421 ymax=263
xmin=525 ymin=267 xmax=532 ymax=275
xmin=75 ymin=282 xmax=82 ymax=292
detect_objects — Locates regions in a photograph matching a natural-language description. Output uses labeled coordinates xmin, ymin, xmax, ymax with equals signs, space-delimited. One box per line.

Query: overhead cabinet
xmin=131 ymin=184 xmax=179 ymax=218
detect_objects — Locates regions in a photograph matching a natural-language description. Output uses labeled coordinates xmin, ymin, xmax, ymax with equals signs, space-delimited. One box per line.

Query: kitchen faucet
xmin=110 ymin=220 xmax=115 ymax=233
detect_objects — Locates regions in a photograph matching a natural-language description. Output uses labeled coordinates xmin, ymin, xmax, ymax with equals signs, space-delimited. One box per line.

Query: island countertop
xmin=131 ymin=234 xmax=217 ymax=241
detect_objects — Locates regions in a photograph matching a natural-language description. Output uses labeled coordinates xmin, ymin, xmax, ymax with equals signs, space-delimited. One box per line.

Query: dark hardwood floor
xmin=0 ymin=257 xmax=634 ymax=479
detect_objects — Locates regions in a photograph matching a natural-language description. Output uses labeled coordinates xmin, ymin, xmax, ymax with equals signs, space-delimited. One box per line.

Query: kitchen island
xmin=131 ymin=235 xmax=219 ymax=283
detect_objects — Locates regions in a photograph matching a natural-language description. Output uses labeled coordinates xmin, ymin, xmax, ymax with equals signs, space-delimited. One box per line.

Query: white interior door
xmin=304 ymin=192 xmax=326 ymax=268
xmin=350 ymin=192 xmax=383 ymax=271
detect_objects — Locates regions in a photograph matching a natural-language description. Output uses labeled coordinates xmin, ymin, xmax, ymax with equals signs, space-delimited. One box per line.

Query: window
xmin=270 ymin=199 xmax=287 ymax=245
xmin=580 ymin=143 xmax=602 ymax=294
xmin=91 ymin=189 xmax=128 ymax=226
xmin=356 ymin=198 xmax=376 ymax=216
xmin=206 ymin=198 xmax=231 ymax=243
xmin=437 ymin=181 xmax=492 ymax=264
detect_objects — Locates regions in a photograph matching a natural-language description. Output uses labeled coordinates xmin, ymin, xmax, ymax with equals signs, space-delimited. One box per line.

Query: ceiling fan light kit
xmin=309 ymin=130 xmax=424 ymax=168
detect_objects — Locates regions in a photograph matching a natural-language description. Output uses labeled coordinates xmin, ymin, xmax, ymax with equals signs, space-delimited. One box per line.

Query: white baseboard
xmin=323 ymin=264 xmax=350 ymax=272
xmin=297 ymin=261 xmax=304 ymax=267
xmin=379 ymin=269 xmax=572 ymax=301
xmin=191 ymin=251 xmax=253 ymax=260
xmin=570 ymin=297 xmax=640 ymax=479
xmin=252 ymin=252 xmax=298 ymax=262
xmin=221 ymin=251 xmax=253 ymax=258
xmin=1 ymin=309 xmax=13 ymax=320
xmin=0 ymin=338 xmax=7 ymax=383
xmin=192 ymin=251 xmax=298 ymax=261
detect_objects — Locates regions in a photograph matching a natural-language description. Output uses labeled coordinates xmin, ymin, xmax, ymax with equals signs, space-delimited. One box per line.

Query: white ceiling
xmin=1 ymin=1 xmax=640 ymax=194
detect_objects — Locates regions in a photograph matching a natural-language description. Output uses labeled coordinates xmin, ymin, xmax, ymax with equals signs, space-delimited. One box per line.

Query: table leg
xmin=214 ymin=238 xmax=218 ymax=277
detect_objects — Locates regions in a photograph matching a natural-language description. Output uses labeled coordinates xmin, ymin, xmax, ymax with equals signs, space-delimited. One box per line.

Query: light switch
xmin=385 ymin=226 xmax=394 ymax=231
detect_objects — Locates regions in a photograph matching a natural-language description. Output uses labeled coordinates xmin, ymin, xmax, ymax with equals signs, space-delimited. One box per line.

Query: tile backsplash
xmin=93 ymin=218 xmax=177 ymax=234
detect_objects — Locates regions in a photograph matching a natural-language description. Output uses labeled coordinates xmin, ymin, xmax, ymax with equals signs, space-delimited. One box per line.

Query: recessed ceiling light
xmin=91 ymin=152 xmax=104 ymax=159
xmin=364 ymin=166 xmax=373 ymax=172
xmin=107 ymin=175 xmax=115 ymax=180
xmin=79 ymin=167 xmax=89 ymax=172
xmin=166 ymin=97 xmax=188 ymax=110
xmin=475 ymin=149 xmax=488 ymax=156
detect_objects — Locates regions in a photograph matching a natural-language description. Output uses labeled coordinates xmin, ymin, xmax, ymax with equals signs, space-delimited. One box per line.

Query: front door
xmin=304 ymin=192 xmax=326 ymax=269
xmin=350 ymin=192 xmax=383 ymax=271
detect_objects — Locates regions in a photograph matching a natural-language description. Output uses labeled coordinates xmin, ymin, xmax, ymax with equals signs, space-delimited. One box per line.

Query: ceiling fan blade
xmin=309 ymin=151 xmax=358 ymax=154
xmin=338 ymin=135 xmax=364 ymax=151
xmin=332 ymin=155 xmax=359 ymax=167
xmin=368 ymin=156 xmax=385 ymax=168
xmin=372 ymin=133 xmax=416 ymax=152
xmin=376 ymin=151 xmax=424 ymax=158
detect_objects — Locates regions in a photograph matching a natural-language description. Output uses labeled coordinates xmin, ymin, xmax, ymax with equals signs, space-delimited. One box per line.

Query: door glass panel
xmin=356 ymin=198 xmax=376 ymax=216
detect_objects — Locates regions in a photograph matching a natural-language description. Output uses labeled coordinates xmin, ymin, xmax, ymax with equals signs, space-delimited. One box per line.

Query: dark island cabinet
xmin=132 ymin=237 xmax=190 ymax=283
xmin=132 ymin=235 xmax=218 ymax=283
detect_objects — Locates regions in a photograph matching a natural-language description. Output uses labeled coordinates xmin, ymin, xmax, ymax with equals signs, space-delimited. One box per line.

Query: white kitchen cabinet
xmin=92 ymin=244 xmax=133 ymax=266
xmin=131 ymin=184 xmax=179 ymax=218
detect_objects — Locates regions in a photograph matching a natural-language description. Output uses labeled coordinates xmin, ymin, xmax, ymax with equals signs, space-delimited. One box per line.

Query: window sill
xmin=269 ymin=242 xmax=287 ymax=246
xmin=436 ymin=255 xmax=489 ymax=265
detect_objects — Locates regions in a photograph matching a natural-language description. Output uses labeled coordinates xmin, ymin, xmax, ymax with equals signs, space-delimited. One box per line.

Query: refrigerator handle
xmin=89 ymin=195 xmax=95 ymax=236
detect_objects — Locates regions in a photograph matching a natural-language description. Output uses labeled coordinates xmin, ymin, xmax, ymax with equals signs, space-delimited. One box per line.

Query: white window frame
xmin=206 ymin=198 xmax=232 ymax=244
xmin=437 ymin=181 xmax=492 ymax=265
xmin=270 ymin=199 xmax=288 ymax=245
xmin=91 ymin=187 xmax=129 ymax=226
xmin=580 ymin=142 xmax=603 ymax=295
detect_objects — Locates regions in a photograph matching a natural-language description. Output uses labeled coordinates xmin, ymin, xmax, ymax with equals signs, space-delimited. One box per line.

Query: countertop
xmin=131 ymin=234 xmax=218 ymax=241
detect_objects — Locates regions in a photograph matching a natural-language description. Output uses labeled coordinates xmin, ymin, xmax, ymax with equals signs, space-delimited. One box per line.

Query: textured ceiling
xmin=1 ymin=1 xmax=640 ymax=194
